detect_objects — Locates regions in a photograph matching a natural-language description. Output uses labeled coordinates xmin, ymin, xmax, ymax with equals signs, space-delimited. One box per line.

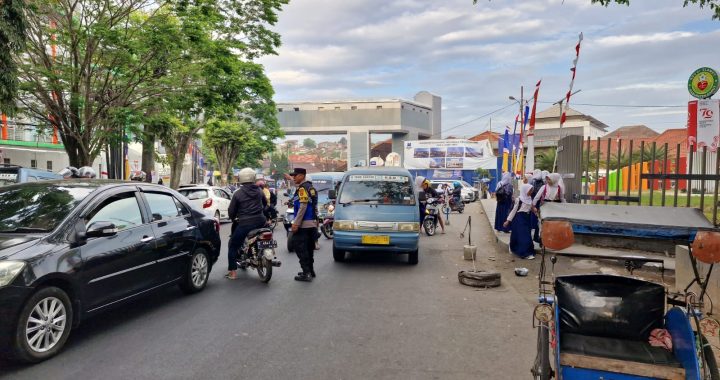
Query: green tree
xmin=0 ymin=0 xmax=26 ymax=114
xmin=303 ymin=138 xmax=317 ymax=149
xmin=205 ymin=119 xmax=257 ymax=185
xmin=269 ymin=151 xmax=289 ymax=181
xmin=590 ymin=0 xmax=720 ymax=20
xmin=535 ymin=148 xmax=557 ymax=172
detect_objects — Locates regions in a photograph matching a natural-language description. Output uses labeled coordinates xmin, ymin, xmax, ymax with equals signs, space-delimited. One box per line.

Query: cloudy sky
xmin=260 ymin=0 xmax=720 ymax=140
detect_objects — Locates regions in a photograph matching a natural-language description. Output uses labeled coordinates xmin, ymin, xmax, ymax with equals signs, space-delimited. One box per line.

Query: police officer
xmin=289 ymin=167 xmax=318 ymax=282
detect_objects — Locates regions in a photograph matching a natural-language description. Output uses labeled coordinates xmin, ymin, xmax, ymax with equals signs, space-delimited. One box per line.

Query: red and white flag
xmin=560 ymin=33 xmax=583 ymax=127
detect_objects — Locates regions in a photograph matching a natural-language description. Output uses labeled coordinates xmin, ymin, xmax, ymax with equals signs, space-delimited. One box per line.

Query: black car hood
xmin=0 ymin=234 xmax=43 ymax=259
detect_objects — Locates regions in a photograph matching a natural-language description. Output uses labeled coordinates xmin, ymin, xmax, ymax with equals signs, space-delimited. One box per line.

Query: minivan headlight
xmin=334 ymin=220 xmax=355 ymax=231
xmin=398 ymin=222 xmax=420 ymax=232
xmin=0 ymin=261 xmax=25 ymax=287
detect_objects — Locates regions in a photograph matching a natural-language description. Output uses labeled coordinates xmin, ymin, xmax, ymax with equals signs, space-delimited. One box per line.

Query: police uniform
xmin=290 ymin=168 xmax=318 ymax=281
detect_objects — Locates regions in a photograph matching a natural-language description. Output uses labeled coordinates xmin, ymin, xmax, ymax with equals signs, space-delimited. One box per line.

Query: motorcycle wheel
xmin=423 ymin=218 xmax=436 ymax=236
xmin=286 ymin=231 xmax=295 ymax=253
xmin=322 ymin=224 xmax=334 ymax=239
xmin=257 ymin=257 xmax=273 ymax=283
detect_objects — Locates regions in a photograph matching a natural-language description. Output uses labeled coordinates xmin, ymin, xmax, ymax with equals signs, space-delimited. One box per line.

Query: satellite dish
xmin=386 ymin=152 xmax=401 ymax=167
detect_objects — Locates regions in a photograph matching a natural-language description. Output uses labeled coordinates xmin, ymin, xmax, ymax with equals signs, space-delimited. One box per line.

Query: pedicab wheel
xmin=286 ymin=231 xmax=295 ymax=253
xmin=458 ymin=270 xmax=501 ymax=288
xmin=534 ymin=325 xmax=553 ymax=380
xmin=700 ymin=334 xmax=720 ymax=380
xmin=333 ymin=244 xmax=346 ymax=262
xmin=257 ymin=258 xmax=272 ymax=283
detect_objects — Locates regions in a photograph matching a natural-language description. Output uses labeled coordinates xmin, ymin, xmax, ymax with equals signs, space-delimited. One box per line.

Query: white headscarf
xmin=544 ymin=173 xmax=564 ymax=201
xmin=523 ymin=173 xmax=533 ymax=183
xmin=532 ymin=169 xmax=542 ymax=181
xmin=496 ymin=172 xmax=513 ymax=191
xmin=541 ymin=171 xmax=550 ymax=183
xmin=519 ymin=183 xmax=534 ymax=205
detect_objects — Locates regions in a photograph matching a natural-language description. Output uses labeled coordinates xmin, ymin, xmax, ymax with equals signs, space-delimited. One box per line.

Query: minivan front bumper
xmin=334 ymin=231 xmax=419 ymax=253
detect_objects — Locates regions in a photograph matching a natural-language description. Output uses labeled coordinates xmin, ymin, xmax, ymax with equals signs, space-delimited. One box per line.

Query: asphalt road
xmin=0 ymin=202 xmax=536 ymax=380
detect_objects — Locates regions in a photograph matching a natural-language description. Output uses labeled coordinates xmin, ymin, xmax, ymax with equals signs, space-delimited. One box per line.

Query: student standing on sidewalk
xmin=494 ymin=172 xmax=514 ymax=233
xmin=504 ymin=183 xmax=536 ymax=259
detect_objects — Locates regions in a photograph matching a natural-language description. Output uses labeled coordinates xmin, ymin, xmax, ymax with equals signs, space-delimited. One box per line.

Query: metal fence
xmin=576 ymin=137 xmax=720 ymax=227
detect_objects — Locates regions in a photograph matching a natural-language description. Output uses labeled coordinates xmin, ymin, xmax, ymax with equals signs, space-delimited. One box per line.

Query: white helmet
xmin=238 ymin=168 xmax=256 ymax=184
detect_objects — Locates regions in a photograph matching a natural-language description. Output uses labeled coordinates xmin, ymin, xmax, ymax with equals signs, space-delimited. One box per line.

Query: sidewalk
xmin=479 ymin=199 xmax=676 ymax=271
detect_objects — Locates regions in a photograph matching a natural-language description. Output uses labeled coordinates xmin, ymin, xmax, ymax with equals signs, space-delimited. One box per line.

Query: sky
xmin=259 ymin=0 xmax=720 ymax=142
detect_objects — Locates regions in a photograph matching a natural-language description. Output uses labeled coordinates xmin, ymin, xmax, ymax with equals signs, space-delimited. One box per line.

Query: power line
xmin=537 ymin=101 xmax=685 ymax=108
xmin=436 ymin=102 xmax=518 ymax=138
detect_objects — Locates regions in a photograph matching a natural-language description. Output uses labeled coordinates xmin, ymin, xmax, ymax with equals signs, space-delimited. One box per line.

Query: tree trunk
xmin=141 ymin=134 xmax=155 ymax=183
xmin=217 ymin=158 xmax=230 ymax=186
xmin=169 ymin=149 xmax=186 ymax=189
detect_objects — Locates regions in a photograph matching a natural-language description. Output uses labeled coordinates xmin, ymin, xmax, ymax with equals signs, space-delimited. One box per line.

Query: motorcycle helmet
xmin=238 ymin=167 xmax=256 ymax=184
xmin=453 ymin=181 xmax=461 ymax=189
xmin=78 ymin=166 xmax=97 ymax=179
xmin=58 ymin=166 xmax=79 ymax=179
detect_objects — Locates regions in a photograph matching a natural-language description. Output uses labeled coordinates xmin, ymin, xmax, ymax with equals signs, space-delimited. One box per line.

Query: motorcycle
xmin=320 ymin=202 xmax=335 ymax=239
xmin=264 ymin=206 xmax=279 ymax=231
xmin=449 ymin=195 xmax=465 ymax=213
xmin=235 ymin=227 xmax=281 ymax=283
xmin=283 ymin=203 xmax=295 ymax=253
xmin=422 ymin=198 xmax=441 ymax=236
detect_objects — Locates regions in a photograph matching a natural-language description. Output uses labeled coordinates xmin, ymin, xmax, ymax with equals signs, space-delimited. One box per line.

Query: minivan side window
xmin=145 ymin=193 xmax=181 ymax=221
xmin=86 ymin=193 xmax=143 ymax=231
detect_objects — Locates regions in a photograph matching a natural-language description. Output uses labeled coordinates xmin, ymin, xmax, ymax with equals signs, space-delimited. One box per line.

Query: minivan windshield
xmin=339 ymin=174 xmax=415 ymax=205
xmin=0 ymin=169 xmax=18 ymax=186
xmin=0 ymin=184 xmax=96 ymax=232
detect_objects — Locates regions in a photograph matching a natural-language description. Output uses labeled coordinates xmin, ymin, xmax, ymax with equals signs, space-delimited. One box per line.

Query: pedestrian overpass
xmin=276 ymin=91 xmax=441 ymax=166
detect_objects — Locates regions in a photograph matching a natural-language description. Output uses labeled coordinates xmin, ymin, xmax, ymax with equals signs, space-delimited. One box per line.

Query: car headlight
xmin=334 ymin=220 xmax=355 ymax=231
xmin=398 ymin=222 xmax=420 ymax=232
xmin=0 ymin=261 xmax=25 ymax=287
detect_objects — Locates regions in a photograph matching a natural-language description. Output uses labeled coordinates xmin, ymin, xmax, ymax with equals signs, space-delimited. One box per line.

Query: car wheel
xmin=13 ymin=286 xmax=73 ymax=363
xmin=333 ymin=244 xmax=346 ymax=262
xmin=408 ymin=250 xmax=419 ymax=265
xmin=180 ymin=249 xmax=210 ymax=294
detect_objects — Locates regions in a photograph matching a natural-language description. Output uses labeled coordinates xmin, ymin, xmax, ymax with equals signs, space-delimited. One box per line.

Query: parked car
xmin=0 ymin=180 xmax=221 ymax=362
xmin=430 ymin=180 xmax=476 ymax=202
xmin=178 ymin=185 xmax=232 ymax=221
xmin=331 ymin=167 xmax=420 ymax=264
xmin=0 ymin=164 xmax=63 ymax=186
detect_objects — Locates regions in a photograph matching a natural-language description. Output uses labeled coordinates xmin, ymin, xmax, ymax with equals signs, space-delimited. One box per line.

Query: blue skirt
xmin=510 ymin=212 xmax=535 ymax=258
xmin=530 ymin=211 xmax=540 ymax=243
xmin=494 ymin=199 xmax=513 ymax=232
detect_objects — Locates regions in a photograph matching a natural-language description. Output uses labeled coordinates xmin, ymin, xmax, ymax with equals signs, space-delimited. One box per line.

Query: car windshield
xmin=0 ymin=184 xmax=95 ymax=232
xmin=339 ymin=174 xmax=415 ymax=205
xmin=180 ymin=189 xmax=209 ymax=200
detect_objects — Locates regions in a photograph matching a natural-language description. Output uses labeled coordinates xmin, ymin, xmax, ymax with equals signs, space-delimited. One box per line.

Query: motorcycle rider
xmin=226 ymin=168 xmax=267 ymax=280
xmin=289 ymin=167 xmax=318 ymax=282
xmin=420 ymin=179 xmax=445 ymax=234
xmin=452 ymin=181 xmax=463 ymax=205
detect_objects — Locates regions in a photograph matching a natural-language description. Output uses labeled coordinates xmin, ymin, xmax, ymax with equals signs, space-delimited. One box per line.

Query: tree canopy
xmin=303 ymin=138 xmax=317 ymax=149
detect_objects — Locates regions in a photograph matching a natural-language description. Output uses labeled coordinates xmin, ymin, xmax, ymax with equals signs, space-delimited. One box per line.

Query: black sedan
xmin=0 ymin=180 xmax=221 ymax=363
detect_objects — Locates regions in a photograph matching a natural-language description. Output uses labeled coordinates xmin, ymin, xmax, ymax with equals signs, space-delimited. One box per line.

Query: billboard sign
xmin=403 ymin=139 xmax=496 ymax=170
xmin=688 ymin=67 xmax=719 ymax=99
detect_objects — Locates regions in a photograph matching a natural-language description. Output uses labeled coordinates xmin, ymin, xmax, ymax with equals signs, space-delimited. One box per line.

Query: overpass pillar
xmin=392 ymin=131 xmax=418 ymax=164
xmin=348 ymin=131 xmax=370 ymax=167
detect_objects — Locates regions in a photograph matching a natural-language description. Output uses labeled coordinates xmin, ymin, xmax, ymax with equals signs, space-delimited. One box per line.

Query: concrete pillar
xmin=348 ymin=131 xmax=369 ymax=167
xmin=392 ymin=131 xmax=418 ymax=164
xmin=414 ymin=91 xmax=442 ymax=138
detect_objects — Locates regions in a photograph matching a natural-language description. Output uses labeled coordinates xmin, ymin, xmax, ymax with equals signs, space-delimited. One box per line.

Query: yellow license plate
xmin=361 ymin=235 xmax=390 ymax=245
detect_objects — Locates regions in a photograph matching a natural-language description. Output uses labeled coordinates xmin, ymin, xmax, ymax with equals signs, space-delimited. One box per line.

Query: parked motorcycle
xmin=423 ymin=198 xmax=441 ymax=236
xmin=235 ymin=227 xmax=281 ymax=283
xmin=449 ymin=195 xmax=465 ymax=213
xmin=320 ymin=202 xmax=335 ymax=239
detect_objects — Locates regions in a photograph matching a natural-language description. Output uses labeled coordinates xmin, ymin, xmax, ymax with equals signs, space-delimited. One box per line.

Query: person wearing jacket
xmin=290 ymin=167 xmax=318 ymax=282
xmin=226 ymin=168 xmax=267 ymax=280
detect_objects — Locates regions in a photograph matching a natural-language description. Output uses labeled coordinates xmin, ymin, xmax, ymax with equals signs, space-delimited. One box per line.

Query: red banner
xmin=688 ymin=100 xmax=698 ymax=152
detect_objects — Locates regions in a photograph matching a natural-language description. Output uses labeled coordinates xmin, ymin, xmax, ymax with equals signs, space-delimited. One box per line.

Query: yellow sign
xmin=689 ymin=67 xmax=719 ymax=99
xmin=361 ymin=235 xmax=390 ymax=245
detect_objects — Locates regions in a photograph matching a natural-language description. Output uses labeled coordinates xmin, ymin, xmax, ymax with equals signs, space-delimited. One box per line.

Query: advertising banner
xmin=696 ymin=99 xmax=720 ymax=152
xmin=403 ymin=139 xmax=496 ymax=170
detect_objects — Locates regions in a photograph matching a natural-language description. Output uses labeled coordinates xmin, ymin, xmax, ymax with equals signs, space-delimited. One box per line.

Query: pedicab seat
xmin=556 ymin=275 xmax=686 ymax=379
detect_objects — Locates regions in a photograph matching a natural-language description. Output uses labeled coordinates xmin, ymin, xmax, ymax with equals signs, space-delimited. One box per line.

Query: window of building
xmin=318 ymin=107 xmax=324 ymax=110
xmin=30 ymin=159 xmax=37 ymax=168
xmin=334 ymin=106 xmax=340 ymax=110
xmin=351 ymin=106 xmax=357 ymax=110
xmin=46 ymin=161 xmax=52 ymax=171
xmin=277 ymin=108 xmax=283 ymax=112
xmin=3 ymin=158 xmax=9 ymax=164
xmin=294 ymin=107 xmax=300 ymax=111
xmin=376 ymin=105 xmax=382 ymax=110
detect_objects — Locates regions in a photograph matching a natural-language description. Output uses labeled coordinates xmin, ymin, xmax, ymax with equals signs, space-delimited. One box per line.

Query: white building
xmin=526 ymin=104 xmax=609 ymax=147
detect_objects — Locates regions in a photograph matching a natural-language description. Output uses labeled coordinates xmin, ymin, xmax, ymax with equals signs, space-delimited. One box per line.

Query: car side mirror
xmin=85 ymin=221 xmax=118 ymax=238
xmin=418 ymin=191 xmax=427 ymax=202
xmin=329 ymin=190 xmax=336 ymax=199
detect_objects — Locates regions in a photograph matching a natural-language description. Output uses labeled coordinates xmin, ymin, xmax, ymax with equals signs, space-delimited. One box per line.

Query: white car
xmin=178 ymin=185 xmax=232 ymax=221
xmin=430 ymin=181 xmax=476 ymax=202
